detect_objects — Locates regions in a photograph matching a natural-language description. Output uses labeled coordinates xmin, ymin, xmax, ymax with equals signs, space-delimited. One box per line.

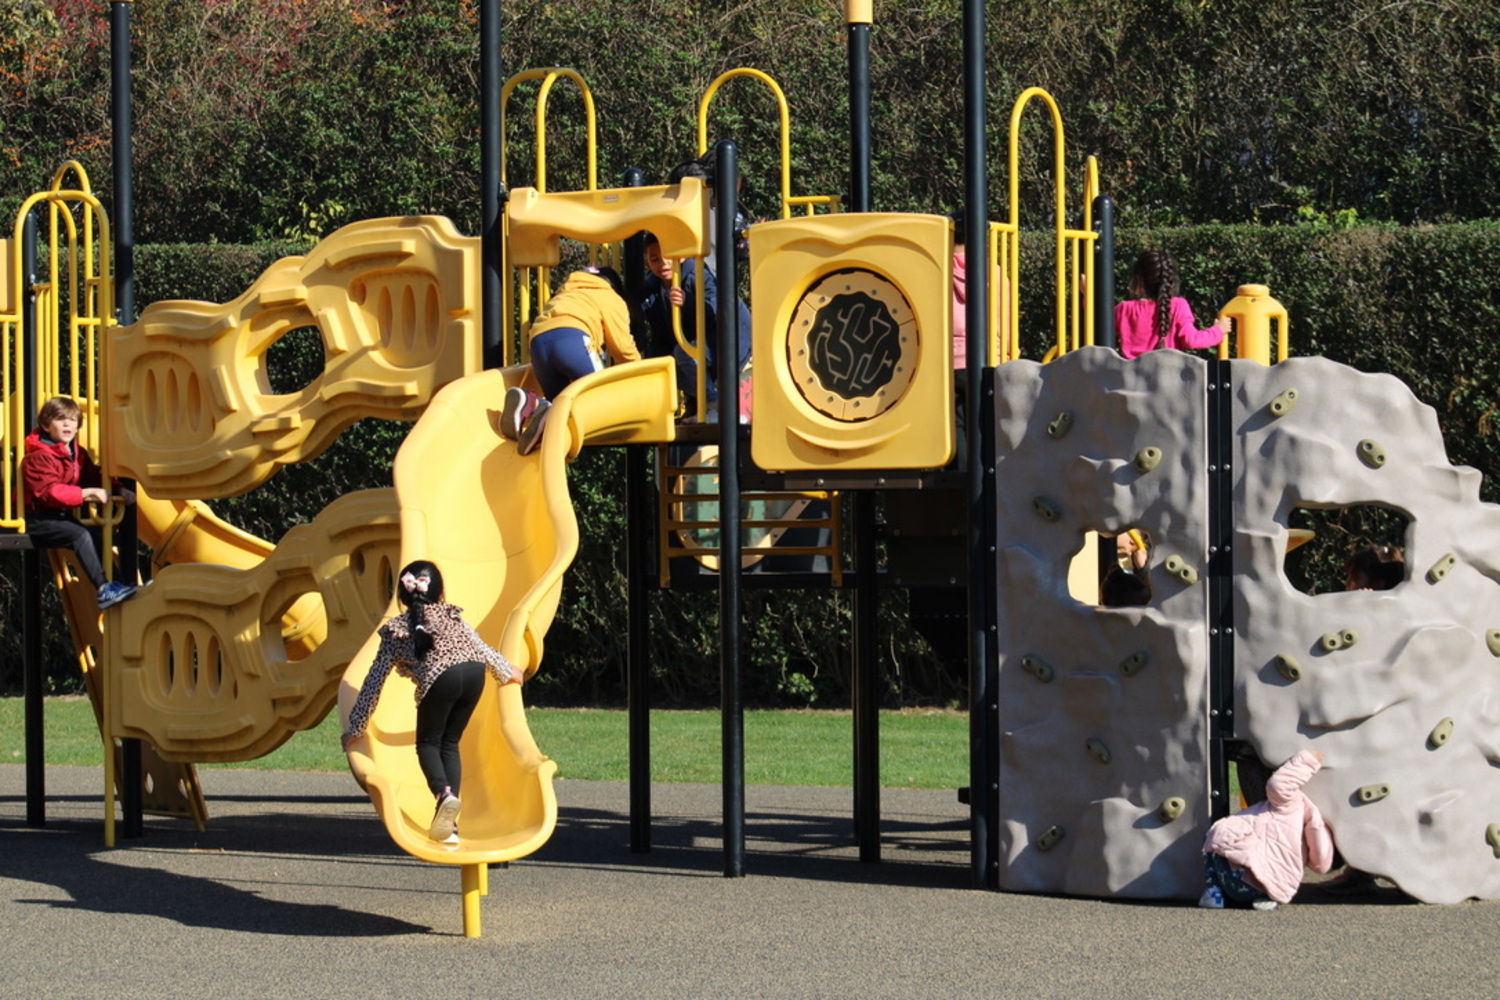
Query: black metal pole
xmin=621 ymin=167 xmax=654 ymax=854
xmin=110 ymin=0 xmax=143 ymax=840
xmin=963 ymin=0 xmax=999 ymax=890
xmin=847 ymin=16 xmax=872 ymax=215
xmin=715 ymin=141 xmax=745 ymax=878
xmin=21 ymin=209 xmax=44 ymax=826
xmin=480 ymin=0 xmax=504 ymax=369
xmin=1207 ymin=360 xmax=1235 ymax=821
xmin=1092 ymin=193 xmax=1116 ymax=350
xmin=846 ymin=0 xmax=881 ymax=867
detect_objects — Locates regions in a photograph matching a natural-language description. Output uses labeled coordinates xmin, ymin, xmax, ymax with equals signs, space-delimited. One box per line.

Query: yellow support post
xmin=1218 ymin=283 xmax=1289 ymax=365
xmin=462 ymin=863 xmax=484 ymax=938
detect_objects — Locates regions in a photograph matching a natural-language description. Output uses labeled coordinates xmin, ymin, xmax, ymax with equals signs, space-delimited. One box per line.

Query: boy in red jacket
xmin=21 ymin=396 xmax=137 ymax=609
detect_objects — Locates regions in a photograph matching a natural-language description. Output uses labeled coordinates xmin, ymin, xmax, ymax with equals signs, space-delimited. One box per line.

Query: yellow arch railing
xmin=3 ymin=162 xmax=117 ymax=530
xmin=500 ymin=68 xmax=599 ymax=366
xmin=996 ymin=87 xmax=1098 ymax=364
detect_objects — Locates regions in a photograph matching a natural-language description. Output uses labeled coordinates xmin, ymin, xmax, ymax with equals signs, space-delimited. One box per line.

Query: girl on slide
xmin=342 ymin=560 xmax=522 ymax=843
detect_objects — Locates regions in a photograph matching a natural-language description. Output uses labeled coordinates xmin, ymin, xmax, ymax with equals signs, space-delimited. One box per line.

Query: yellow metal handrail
xmin=500 ymin=68 xmax=599 ymax=366
xmin=698 ymin=68 xmax=794 ymax=220
xmin=1004 ymin=87 xmax=1099 ymax=363
xmin=5 ymin=171 xmax=116 ymax=532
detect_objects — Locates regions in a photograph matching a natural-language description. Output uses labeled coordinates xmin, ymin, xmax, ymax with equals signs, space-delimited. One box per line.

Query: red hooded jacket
xmin=21 ymin=429 xmax=103 ymax=514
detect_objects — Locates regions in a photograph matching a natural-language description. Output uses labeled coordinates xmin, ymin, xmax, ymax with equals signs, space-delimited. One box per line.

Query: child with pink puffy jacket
xmin=1199 ymin=749 xmax=1335 ymax=910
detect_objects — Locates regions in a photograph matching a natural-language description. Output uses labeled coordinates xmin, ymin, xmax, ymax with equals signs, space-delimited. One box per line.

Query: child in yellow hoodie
xmin=504 ymin=266 xmax=641 ymax=453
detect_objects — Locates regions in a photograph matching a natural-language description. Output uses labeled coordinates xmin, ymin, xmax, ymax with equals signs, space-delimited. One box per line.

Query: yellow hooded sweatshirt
xmin=527 ymin=270 xmax=640 ymax=365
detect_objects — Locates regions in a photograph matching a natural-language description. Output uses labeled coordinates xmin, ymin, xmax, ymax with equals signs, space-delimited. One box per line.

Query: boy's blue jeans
xmin=1204 ymin=852 xmax=1270 ymax=905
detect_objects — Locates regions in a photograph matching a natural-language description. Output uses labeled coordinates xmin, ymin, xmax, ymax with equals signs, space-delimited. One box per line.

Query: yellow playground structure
xmin=7 ymin=2 xmax=1498 ymax=941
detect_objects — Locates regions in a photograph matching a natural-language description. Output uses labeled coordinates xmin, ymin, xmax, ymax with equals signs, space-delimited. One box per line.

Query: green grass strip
xmin=1 ymin=698 xmax=969 ymax=791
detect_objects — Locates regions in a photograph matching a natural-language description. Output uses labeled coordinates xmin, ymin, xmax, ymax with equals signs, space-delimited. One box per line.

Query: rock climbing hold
xmin=1357 ymin=439 xmax=1387 ymax=468
xmin=1488 ymin=630 xmax=1500 ymax=657
xmin=1120 ymin=651 xmax=1149 ymax=677
xmin=1357 ymin=783 xmax=1391 ymax=804
xmin=1032 ymin=496 xmax=1062 ymax=523
xmin=1163 ymin=555 xmax=1198 ymax=585
xmin=1133 ymin=446 xmax=1163 ymax=473
xmin=1269 ymin=387 xmax=1299 ymax=417
xmin=1274 ymin=653 xmax=1303 ymax=682
xmin=1047 ymin=410 xmax=1075 ymax=439
xmin=1426 ymin=553 xmax=1457 ymax=585
xmin=1020 ymin=654 xmax=1055 ymax=683
xmin=1487 ymin=824 xmax=1500 ymax=859
xmin=1157 ymin=797 xmax=1186 ymax=823
xmin=1429 ymin=718 xmax=1454 ymax=749
xmin=1035 ymin=825 xmax=1065 ymax=852
xmin=1319 ymin=632 xmax=1346 ymax=653
xmin=1085 ymin=738 xmax=1111 ymax=764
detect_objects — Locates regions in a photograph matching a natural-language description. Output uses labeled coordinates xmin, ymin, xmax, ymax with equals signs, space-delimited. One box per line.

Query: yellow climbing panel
xmin=110 ymin=489 xmax=401 ymax=762
xmin=105 ymin=216 xmax=481 ymax=500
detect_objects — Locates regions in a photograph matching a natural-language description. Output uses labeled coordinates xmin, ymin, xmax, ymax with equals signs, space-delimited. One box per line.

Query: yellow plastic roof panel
xmin=107 ymin=217 xmax=481 ymax=500
xmin=506 ymin=178 xmax=709 ymax=266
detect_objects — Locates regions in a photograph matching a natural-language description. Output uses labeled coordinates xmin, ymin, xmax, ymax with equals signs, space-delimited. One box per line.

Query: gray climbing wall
xmin=989 ymin=347 xmax=1500 ymax=903
xmin=1232 ymin=357 xmax=1500 ymax=904
xmin=993 ymin=347 xmax=1212 ymax=898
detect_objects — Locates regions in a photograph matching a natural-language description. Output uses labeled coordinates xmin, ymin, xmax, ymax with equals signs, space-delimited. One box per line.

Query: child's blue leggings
xmin=530 ymin=327 xmax=603 ymax=399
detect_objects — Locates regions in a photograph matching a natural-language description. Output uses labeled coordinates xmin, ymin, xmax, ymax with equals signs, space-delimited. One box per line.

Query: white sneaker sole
xmin=429 ymin=795 xmax=462 ymax=841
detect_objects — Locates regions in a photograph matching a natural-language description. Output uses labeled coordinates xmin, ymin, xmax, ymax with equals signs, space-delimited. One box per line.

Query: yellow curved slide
xmin=339 ymin=357 xmax=677 ymax=871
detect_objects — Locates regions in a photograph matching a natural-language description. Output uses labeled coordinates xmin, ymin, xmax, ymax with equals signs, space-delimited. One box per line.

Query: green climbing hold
xmin=1163 ymin=555 xmax=1198 ymax=585
xmin=1357 ymin=439 xmax=1387 ymax=468
xmin=1157 ymin=797 xmax=1186 ymax=823
xmin=1033 ymin=496 xmax=1062 ymax=523
xmin=1133 ymin=446 xmax=1162 ymax=473
xmin=1085 ymin=738 xmax=1111 ymax=764
xmin=1020 ymin=654 xmax=1055 ymax=683
xmin=1357 ymin=783 xmax=1391 ymax=804
xmin=1274 ymin=654 xmax=1303 ymax=682
xmin=1035 ymin=825 xmax=1065 ymax=852
xmin=1047 ymin=410 xmax=1075 ymax=439
xmin=1269 ymin=387 xmax=1299 ymax=417
xmin=1120 ymin=651 xmax=1149 ymax=677
xmin=1427 ymin=553 xmax=1457 ymax=584
xmin=1429 ymin=718 xmax=1454 ymax=749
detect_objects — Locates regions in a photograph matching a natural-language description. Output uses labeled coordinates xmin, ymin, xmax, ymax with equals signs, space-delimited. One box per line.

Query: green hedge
xmin=2 ymin=224 xmax=1496 ymax=704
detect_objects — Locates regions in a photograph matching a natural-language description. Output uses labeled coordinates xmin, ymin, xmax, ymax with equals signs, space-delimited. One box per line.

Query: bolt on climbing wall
xmin=1231 ymin=357 xmax=1500 ymax=904
xmin=992 ymin=347 xmax=1212 ymax=899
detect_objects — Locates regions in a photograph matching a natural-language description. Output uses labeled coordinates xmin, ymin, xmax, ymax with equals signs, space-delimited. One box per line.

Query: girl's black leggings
xmin=415 ymin=660 xmax=485 ymax=797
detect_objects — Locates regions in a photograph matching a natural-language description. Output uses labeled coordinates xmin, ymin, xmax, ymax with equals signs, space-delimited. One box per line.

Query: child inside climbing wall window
xmin=1345 ymin=543 xmax=1404 ymax=591
xmin=1115 ymin=249 xmax=1229 ymax=359
xmin=1199 ymin=749 xmax=1335 ymax=910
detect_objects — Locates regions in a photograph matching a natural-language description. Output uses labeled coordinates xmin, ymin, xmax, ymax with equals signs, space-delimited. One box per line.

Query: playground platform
xmin=3 ymin=764 xmax=1499 ymax=999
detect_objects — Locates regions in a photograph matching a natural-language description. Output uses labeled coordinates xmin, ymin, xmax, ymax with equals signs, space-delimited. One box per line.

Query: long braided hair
xmin=1127 ymin=249 xmax=1180 ymax=347
xmin=396 ymin=559 xmax=444 ymax=662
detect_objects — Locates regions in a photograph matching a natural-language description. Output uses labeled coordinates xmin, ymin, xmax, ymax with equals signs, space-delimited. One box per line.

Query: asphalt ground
xmin=3 ymin=764 xmax=1498 ymax=999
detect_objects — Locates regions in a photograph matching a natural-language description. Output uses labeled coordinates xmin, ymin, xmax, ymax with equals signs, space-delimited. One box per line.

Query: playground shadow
xmin=537 ymin=798 xmax=975 ymax=891
xmin=0 ymin=807 xmax=429 ymax=937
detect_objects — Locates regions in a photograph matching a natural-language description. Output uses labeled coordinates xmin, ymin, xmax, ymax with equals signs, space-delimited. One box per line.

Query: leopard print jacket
xmin=344 ymin=602 xmax=519 ymax=741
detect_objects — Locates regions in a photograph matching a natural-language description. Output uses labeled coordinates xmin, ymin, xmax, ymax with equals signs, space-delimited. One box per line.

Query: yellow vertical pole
xmin=462 ymin=863 xmax=484 ymax=938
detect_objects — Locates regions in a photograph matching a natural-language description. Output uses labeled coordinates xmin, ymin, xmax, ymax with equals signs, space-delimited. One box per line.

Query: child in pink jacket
xmin=1200 ymin=749 xmax=1335 ymax=910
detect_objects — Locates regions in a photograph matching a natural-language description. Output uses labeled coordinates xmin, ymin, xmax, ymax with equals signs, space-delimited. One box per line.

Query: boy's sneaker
xmin=97 ymin=581 xmax=137 ymax=610
xmin=501 ymin=386 xmax=540 ymax=441
xmin=517 ymin=399 xmax=551 ymax=456
xmin=1197 ymin=885 xmax=1225 ymax=909
xmin=430 ymin=792 xmax=462 ymax=842
xmin=1250 ymin=897 xmax=1279 ymax=911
